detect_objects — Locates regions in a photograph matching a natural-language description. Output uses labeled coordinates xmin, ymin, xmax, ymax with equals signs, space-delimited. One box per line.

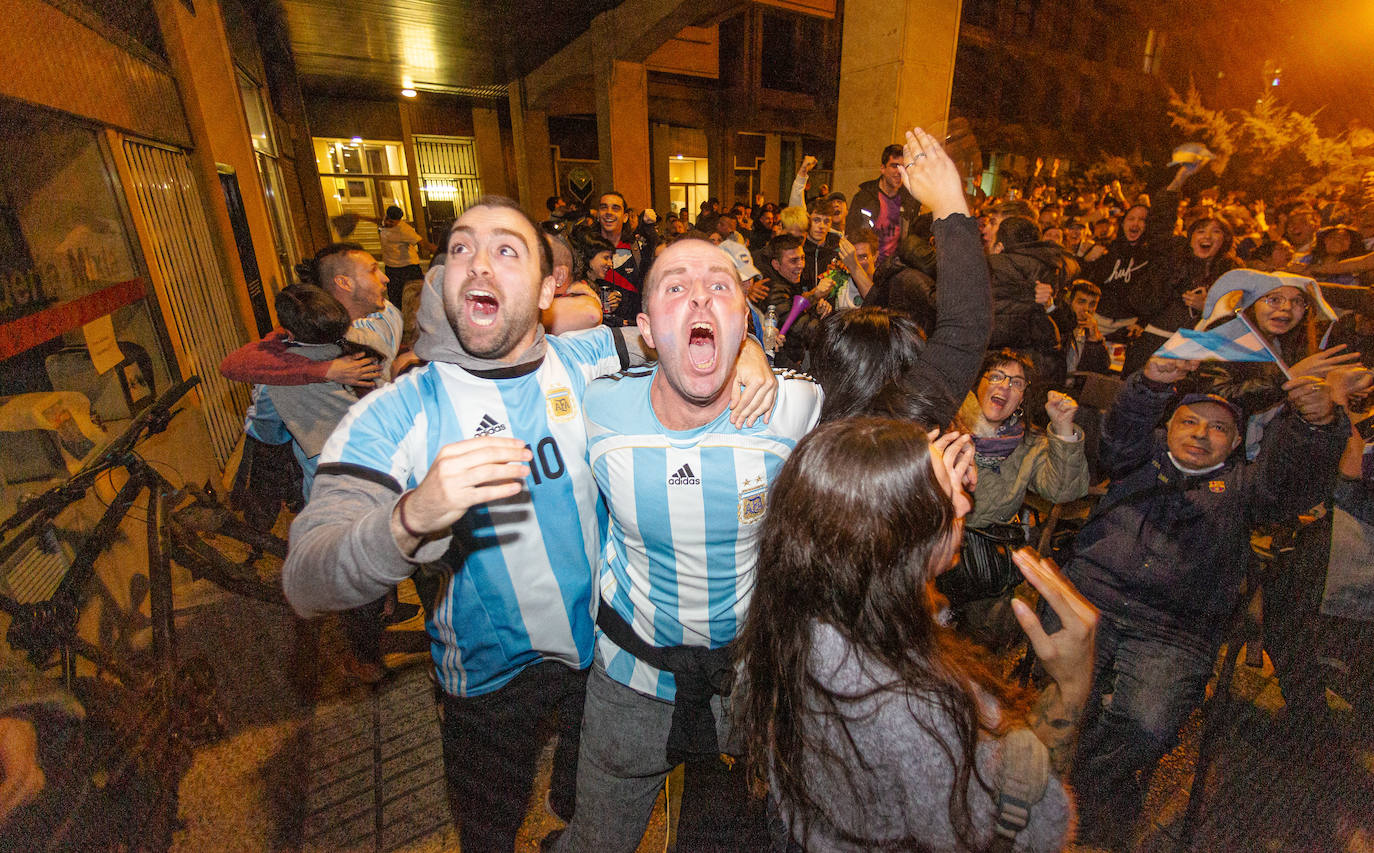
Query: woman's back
xmin=780 ymin=621 xmax=1072 ymax=853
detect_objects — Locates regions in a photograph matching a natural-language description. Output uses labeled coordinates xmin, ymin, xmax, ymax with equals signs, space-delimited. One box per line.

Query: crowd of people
xmin=90 ymin=126 xmax=1367 ymax=852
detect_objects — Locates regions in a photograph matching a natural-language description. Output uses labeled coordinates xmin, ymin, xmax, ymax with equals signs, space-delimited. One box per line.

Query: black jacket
xmin=801 ymin=232 xmax=841 ymax=296
xmin=904 ymin=213 xmax=993 ymax=426
xmin=987 ymin=241 xmax=1064 ymax=358
xmin=867 ymin=260 xmax=936 ymax=336
xmin=846 ymin=179 xmax=925 ymax=249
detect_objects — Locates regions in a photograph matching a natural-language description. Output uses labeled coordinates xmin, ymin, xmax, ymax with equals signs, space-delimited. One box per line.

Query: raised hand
xmin=799 ymin=155 xmax=818 ymax=175
xmin=930 ymin=430 xmax=976 ymax=516
xmin=1010 ymin=548 xmax=1098 ymax=707
xmin=392 ymin=437 xmax=532 ymax=552
xmin=326 ymin=352 xmax=382 ymax=388
xmin=1327 ymin=365 xmax=1374 ymax=409
xmin=1283 ymin=375 xmax=1336 ymax=426
xmin=1289 ymin=345 xmax=1362 ymax=380
xmin=899 ymin=127 xmax=969 ymax=220
xmin=835 ymin=237 xmax=858 ymax=274
xmin=1142 ymin=356 xmax=1199 ymax=385
xmin=1045 ymin=391 xmax=1079 ymax=438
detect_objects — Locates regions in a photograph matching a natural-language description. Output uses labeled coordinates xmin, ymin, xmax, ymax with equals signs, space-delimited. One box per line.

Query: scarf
xmin=972 ymin=417 xmax=1025 ymax=469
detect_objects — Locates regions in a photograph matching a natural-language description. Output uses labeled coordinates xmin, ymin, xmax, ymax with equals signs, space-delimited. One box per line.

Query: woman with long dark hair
xmin=736 ymin=418 xmax=1097 ymax=852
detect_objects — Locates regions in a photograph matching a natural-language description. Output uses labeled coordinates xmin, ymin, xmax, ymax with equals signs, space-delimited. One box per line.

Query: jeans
xmin=438 ymin=661 xmax=586 ymax=852
xmin=555 ymin=665 xmax=766 ymax=853
xmin=1069 ymin=613 xmax=1218 ymax=850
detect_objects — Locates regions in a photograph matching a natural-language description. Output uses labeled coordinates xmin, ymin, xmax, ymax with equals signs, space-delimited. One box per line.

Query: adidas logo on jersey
xmin=474 ymin=414 xmax=507 ymax=436
xmin=667 ymin=463 xmax=700 ymax=486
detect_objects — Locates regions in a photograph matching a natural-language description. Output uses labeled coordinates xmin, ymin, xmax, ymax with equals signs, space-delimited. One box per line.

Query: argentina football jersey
xmin=584 ymin=367 xmax=822 ymax=700
xmin=318 ymin=328 xmax=624 ymax=697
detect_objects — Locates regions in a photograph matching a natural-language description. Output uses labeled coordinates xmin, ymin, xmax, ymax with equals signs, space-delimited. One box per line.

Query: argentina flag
xmin=1154 ymin=315 xmax=1278 ymax=362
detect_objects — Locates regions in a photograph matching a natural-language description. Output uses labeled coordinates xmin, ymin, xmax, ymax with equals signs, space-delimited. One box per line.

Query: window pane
xmin=0 ymin=98 xmax=171 ymax=484
xmin=238 ymin=71 xmax=276 ymax=156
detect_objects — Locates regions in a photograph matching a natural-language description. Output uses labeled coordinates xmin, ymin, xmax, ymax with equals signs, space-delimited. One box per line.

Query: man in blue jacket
xmin=1061 ymin=355 xmax=1349 ymax=850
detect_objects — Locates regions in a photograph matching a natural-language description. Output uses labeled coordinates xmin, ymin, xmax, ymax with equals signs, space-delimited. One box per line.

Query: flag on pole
xmin=1154 ymin=316 xmax=1277 ymax=362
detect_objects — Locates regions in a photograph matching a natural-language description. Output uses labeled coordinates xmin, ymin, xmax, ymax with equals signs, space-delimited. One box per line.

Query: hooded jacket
xmin=987 ymin=240 xmax=1064 ymax=357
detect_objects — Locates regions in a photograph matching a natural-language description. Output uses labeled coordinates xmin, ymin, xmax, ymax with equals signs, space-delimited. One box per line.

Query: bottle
xmin=763 ymin=305 xmax=779 ymax=357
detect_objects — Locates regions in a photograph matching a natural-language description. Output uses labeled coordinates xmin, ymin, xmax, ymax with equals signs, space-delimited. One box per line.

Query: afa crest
xmin=738 ymin=477 xmax=767 ymax=524
xmin=546 ymin=387 xmax=575 ymax=422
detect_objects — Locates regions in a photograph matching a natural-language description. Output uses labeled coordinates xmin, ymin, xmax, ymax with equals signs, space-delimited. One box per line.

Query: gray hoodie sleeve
xmin=283 ymin=473 xmax=451 ymax=618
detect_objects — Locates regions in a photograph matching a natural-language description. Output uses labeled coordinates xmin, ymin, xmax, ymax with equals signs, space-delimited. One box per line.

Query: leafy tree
xmin=1166 ymin=86 xmax=1374 ymax=199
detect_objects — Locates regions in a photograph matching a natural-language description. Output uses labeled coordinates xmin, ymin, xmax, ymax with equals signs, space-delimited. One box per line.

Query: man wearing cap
xmin=377 ymin=205 xmax=435 ymax=307
xmin=1058 ymin=355 xmax=1349 ymax=850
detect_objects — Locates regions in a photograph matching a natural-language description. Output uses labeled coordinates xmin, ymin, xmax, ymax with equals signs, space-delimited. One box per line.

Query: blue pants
xmin=1069 ymin=613 xmax=1218 ymax=850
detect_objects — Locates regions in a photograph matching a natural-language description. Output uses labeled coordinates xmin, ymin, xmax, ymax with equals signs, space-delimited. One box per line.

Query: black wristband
xmin=395 ymin=491 xmax=426 ymax=540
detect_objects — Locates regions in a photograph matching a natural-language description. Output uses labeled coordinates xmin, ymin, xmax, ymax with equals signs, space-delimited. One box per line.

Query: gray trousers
xmin=555 ymin=664 xmax=747 ymax=852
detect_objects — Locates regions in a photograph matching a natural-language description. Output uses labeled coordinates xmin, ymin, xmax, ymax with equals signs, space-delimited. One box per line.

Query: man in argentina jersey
xmin=555 ymin=239 xmax=822 ymax=852
xmin=283 ymin=198 xmax=777 ymax=853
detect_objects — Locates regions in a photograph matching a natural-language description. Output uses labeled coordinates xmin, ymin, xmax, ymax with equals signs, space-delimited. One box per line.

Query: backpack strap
xmin=990 ymin=728 xmax=1052 ymax=853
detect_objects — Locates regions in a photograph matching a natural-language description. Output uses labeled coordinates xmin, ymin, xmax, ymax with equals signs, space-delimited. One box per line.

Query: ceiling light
xmin=351 ymin=136 xmax=363 ymax=143
xmin=401 ymin=89 xmax=417 ymax=98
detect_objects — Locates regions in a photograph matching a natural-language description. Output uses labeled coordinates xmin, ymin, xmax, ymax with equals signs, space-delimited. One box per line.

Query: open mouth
xmin=465 ymin=289 xmax=500 ymax=327
xmin=687 ymin=322 xmax=716 ymax=371
xmin=990 ymin=393 xmax=1008 ymax=408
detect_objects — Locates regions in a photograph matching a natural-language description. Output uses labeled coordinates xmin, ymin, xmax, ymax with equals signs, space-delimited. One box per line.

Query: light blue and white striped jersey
xmin=317 ymin=327 xmax=624 ymax=697
xmin=584 ymin=368 xmax=822 ymax=700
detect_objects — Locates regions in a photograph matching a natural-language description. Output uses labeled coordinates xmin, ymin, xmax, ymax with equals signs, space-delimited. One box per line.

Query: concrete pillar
xmin=651 ymin=122 xmax=672 ymax=216
xmin=472 ymin=105 xmax=510 ymax=198
xmin=508 ymin=78 xmax=556 ymax=218
xmin=832 ymin=0 xmax=962 ymax=201
xmin=595 ymin=58 xmax=653 ymax=208
xmin=761 ymin=133 xmax=781 ymax=207
xmin=397 ymin=101 xmax=429 ymax=240
xmin=706 ymin=119 xmax=736 ymax=207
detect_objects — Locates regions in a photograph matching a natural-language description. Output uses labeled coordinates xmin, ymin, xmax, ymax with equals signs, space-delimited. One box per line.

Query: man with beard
xmin=281 ymin=197 xmax=775 ymax=853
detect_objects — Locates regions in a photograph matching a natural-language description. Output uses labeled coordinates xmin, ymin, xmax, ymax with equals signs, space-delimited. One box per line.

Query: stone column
xmin=397 ymin=101 xmax=428 ymax=240
xmin=761 ymin=133 xmax=782 ymax=207
xmin=595 ymin=58 xmax=653 ymax=209
xmin=508 ymin=78 xmax=556 ymax=218
xmin=832 ymin=0 xmax=962 ymax=201
xmin=472 ymin=105 xmax=510 ymax=198
xmin=706 ymin=117 xmax=736 ymax=207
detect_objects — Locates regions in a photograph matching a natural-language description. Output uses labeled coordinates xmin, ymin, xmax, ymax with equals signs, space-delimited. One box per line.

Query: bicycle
xmin=0 ymin=375 xmax=290 ymax=850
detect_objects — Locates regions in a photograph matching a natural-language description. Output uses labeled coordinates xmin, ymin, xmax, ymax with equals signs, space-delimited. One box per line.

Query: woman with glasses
xmin=1191 ymin=270 xmax=1352 ymax=458
xmin=949 ymin=349 xmax=1090 ymax=644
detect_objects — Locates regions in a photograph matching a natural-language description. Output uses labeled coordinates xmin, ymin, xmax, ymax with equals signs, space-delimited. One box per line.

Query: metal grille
xmin=413 ymin=135 xmax=483 ymax=218
xmin=119 ymin=139 xmax=249 ymax=467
